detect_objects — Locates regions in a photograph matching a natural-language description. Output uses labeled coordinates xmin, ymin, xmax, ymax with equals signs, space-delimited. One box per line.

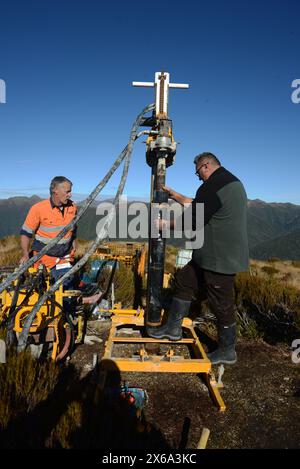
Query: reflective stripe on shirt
xmin=39 ymin=224 xmax=67 ymax=232
xmin=35 ymin=234 xmax=72 ymax=244
xmin=22 ymin=224 xmax=34 ymax=234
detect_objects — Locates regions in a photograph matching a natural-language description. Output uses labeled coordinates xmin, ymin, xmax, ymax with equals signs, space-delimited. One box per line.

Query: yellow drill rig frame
xmin=0 ymin=267 xmax=84 ymax=361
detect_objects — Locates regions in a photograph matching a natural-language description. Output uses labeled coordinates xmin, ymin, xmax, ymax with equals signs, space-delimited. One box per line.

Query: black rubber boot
xmin=147 ymin=297 xmax=191 ymax=341
xmin=207 ymin=323 xmax=237 ymax=365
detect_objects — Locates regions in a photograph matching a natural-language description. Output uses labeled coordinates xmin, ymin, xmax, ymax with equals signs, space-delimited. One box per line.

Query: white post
xmin=132 ymin=71 xmax=189 ymax=118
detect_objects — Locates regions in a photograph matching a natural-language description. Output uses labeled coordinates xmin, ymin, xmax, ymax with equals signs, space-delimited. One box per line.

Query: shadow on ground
xmin=0 ymin=358 xmax=170 ymax=449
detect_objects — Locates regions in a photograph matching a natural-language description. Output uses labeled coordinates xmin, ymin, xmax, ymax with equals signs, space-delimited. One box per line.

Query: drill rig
xmin=0 ymin=266 xmax=84 ymax=361
xmin=0 ymin=72 xmax=226 ymax=410
xmin=102 ymin=72 xmax=226 ymax=411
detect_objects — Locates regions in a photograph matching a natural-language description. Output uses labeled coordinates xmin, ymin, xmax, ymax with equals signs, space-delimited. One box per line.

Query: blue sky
xmin=0 ymin=0 xmax=299 ymax=203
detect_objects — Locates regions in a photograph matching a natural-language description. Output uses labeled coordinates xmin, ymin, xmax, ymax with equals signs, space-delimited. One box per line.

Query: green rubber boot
xmin=147 ymin=297 xmax=191 ymax=341
xmin=207 ymin=323 xmax=237 ymax=365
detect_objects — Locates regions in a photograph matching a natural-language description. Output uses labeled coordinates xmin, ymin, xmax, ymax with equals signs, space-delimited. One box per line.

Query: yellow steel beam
xmin=111 ymin=315 xmax=145 ymax=326
xmin=102 ymin=308 xmax=226 ymax=411
xmin=111 ymin=309 xmax=143 ymax=316
xmin=112 ymin=337 xmax=195 ymax=344
xmin=103 ymin=357 xmax=211 ymax=373
xmin=205 ymin=373 xmax=226 ymax=412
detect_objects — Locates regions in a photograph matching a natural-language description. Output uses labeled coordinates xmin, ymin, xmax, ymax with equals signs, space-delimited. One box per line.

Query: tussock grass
xmin=0 ymin=237 xmax=94 ymax=268
xmin=0 ymin=236 xmax=22 ymax=267
xmin=49 ymin=400 xmax=83 ymax=449
xmin=0 ymin=350 xmax=59 ymax=430
xmin=235 ymin=270 xmax=300 ymax=342
xmin=250 ymin=258 xmax=300 ymax=290
xmin=260 ymin=265 xmax=280 ymax=276
xmin=113 ymin=263 xmax=135 ymax=308
xmin=236 ymin=271 xmax=300 ymax=314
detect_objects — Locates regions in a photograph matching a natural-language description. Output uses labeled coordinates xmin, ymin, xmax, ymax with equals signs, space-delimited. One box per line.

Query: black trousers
xmin=173 ymin=261 xmax=236 ymax=327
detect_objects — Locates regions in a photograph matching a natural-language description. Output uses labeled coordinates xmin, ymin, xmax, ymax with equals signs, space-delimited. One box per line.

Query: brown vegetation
xmin=0 ymin=236 xmax=22 ymax=267
xmin=250 ymin=258 xmax=300 ymax=291
xmin=1 ymin=239 xmax=300 ymax=448
xmin=0 ymin=350 xmax=59 ymax=430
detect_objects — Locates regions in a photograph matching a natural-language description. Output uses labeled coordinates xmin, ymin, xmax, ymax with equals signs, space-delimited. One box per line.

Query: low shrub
xmin=261 ymin=265 xmax=279 ymax=277
xmin=235 ymin=271 xmax=300 ymax=343
xmin=0 ymin=350 xmax=59 ymax=429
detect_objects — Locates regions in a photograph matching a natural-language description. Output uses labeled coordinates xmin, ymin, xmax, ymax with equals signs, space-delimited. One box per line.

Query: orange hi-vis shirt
xmin=20 ymin=198 xmax=77 ymax=269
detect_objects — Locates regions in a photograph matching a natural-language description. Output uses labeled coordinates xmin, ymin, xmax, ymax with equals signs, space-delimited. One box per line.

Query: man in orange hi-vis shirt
xmin=20 ymin=176 xmax=101 ymax=304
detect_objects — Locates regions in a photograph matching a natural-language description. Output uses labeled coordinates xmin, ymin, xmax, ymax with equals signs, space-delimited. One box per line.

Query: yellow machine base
xmin=103 ymin=312 xmax=226 ymax=412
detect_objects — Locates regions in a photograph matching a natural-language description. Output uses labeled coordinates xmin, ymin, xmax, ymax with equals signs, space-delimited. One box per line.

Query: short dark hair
xmin=193 ymin=152 xmax=221 ymax=167
xmin=50 ymin=176 xmax=72 ymax=195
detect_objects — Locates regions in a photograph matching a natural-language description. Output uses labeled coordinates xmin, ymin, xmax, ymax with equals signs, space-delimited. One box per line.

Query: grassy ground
xmin=1 ymin=238 xmax=300 ymax=449
xmin=250 ymin=258 xmax=300 ymax=290
xmin=2 ymin=236 xmax=300 ymax=287
xmin=1 ymin=324 xmax=299 ymax=449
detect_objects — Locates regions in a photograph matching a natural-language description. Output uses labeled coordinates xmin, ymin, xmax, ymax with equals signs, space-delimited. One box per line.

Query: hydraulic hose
xmin=16 ymin=103 xmax=155 ymax=352
xmin=0 ymin=103 xmax=155 ymax=294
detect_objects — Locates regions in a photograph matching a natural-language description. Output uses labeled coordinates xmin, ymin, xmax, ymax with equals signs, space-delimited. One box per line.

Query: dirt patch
xmin=69 ymin=320 xmax=300 ymax=449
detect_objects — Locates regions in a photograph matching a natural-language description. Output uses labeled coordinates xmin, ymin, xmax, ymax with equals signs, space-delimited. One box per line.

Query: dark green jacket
xmin=191 ymin=166 xmax=249 ymax=274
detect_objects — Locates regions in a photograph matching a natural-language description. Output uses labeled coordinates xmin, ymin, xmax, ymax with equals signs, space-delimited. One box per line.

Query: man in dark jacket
xmin=147 ymin=152 xmax=249 ymax=364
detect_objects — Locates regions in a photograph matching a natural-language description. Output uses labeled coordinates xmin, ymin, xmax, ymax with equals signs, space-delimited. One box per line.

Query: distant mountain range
xmin=1 ymin=196 xmax=300 ymax=260
xmin=247 ymin=199 xmax=300 ymax=259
